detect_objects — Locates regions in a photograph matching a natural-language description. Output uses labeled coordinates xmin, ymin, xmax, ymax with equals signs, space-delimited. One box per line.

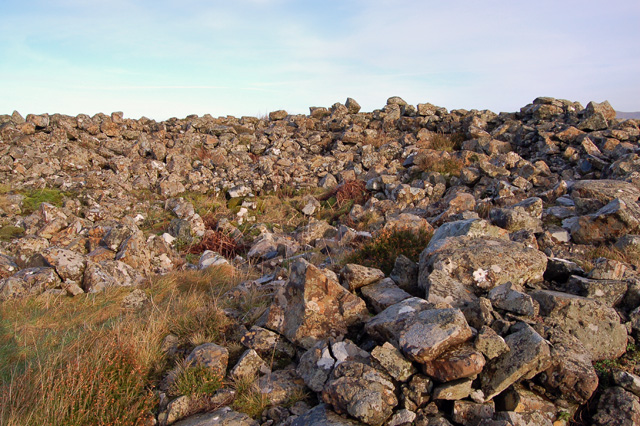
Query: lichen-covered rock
xmin=0 ymin=267 xmax=61 ymax=299
xmin=371 ymin=342 xmax=416 ymax=383
xmin=480 ymin=325 xmax=551 ymax=401
xmin=265 ymin=259 xmax=369 ymax=349
xmin=365 ymin=297 xmax=434 ymax=345
xmin=360 ymin=278 xmax=412 ymax=313
xmin=340 ymin=263 xmax=385 ymax=291
xmin=398 ymin=308 xmax=473 ymax=364
xmin=82 ymin=260 xmax=144 ymax=292
xmin=592 ymin=387 xmax=640 ymax=426
xmin=419 ymin=236 xmax=547 ymax=307
xmin=291 ymin=404 xmax=365 ymax=426
xmin=257 ymin=368 xmax=307 ymax=405
xmin=537 ymin=327 xmax=598 ymax=403
xmin=322 ymin=361 xmax=397 ymax=426
xmin=172 ymin=407 xmax=259 ymax=426
xmin=531 ymin=290 xmax=627 ymax=361
xmin=184 ymin=343 xmax=228 ymax=377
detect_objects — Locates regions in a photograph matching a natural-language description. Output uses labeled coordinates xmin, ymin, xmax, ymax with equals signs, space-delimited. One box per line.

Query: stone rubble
xmin=2 ymin=96 xmax=640 ymax=425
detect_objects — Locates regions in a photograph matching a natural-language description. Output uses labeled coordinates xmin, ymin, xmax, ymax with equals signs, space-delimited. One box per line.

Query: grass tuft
xmin=343 ymin=227 xmax=432 ymax=275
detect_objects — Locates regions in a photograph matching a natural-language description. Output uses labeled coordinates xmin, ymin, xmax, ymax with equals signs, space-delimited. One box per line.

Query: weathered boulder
xmin=265 ymin=259 xmax=369 ymax=349
xmin=425 ymin=218 xmax=509 ymax=253
xmin=184 ymin=343 xmax=229 ymax=377
xmin=371 ymin=342 xmax=416 ymax=383
xmin=480 ymin=325 xmax=551 ymax=401
xmin=173 ymin=407 xmax=258 ymax=426
xmin=82 ymin=260 xmax=144 ymax=293
xmin=419 ymin=236 xmax=547 ymax=307
xmin=322 ymin=361 xmax=397 ymax=426
xmin=592 ymin=387 xmax=640 ymax=426
xmin=257 ymin=368 xmax=306 ymax=405
xmin=537 ymin=327 xmax=598 ymax=403
xmin=0 ymin=267 xmax=61 ymax=299
xmin=360 ymin=278 xmax=412 ymax=313
xmin=398 ymin=307 xmax=473 ymax=364
xmin=340 ymin=264 xmax=385 ymax=291
xmin=531 ymin=290 xmax=627 ymax=361
xmin=565 ymin=197 xmax=640 ymax=244
xmin=291 ymin=404 xmax=365 ymax=426
xmin=561 ymin=275 xmax=627 ymax=306
xmin=365 ymin=297 xmax=433 ymax=345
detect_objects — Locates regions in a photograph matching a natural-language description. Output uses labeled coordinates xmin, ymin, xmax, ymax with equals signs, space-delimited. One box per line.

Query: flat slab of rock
xmin=265 ymin=259 xmax=369 ymax=349
xmin=419 ymin=236 xmax=547 ymax=307
xmin=340 ymin=264 xmax=385 ymax=291
xmin=422 ymin=344 xmax=486 ymax=382
xmin=365 ymin=297 xmax=434 ymax=345
xmin=425 ymin=219 xmax=508 ymax=252
xmin=531 ymin=290 xmax=627 ymax=361
xmin=562 ymin=275 xmax=627 ymax=306
xmin=291 ymin=404 xmax=365 ymax=426
xmin=173 ymin=407 xmax=258 ymax=426
xmin=360 ymin=278 xmax=412 ymax=313
xmin=480 ymin=325 xmax=551 ymax=401
xmin=398 ymin=308 xmax=473 ymax=364
xmin=571 ymin=179 xmax=640 ymax=214
xmin=432 ymin=378 xmax=473 ymax=401
xmin=565 ymin=197 xmax=640 ymax=244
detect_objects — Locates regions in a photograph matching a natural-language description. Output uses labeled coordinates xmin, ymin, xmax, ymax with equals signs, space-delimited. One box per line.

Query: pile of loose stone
xmin=2 ymin=96 xmax=640 ymax=425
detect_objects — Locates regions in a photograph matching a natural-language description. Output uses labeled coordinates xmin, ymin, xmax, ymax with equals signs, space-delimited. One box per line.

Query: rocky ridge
xmin=2 ymin=96 xmax=640 ymax=425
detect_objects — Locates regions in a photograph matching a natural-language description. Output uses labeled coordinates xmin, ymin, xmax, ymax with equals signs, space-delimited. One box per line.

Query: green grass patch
xmin=20 ymin=188 xmax=67 ymax=215
xmin=171 ymin=364 xmax=223 ymax=397
xmin=343 ymin=227 xmax=433 ymax=275
xmin=0 ymin=225 xmax=24 ymax=241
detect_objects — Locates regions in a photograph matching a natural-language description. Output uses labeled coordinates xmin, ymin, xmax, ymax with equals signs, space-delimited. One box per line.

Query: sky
xmin=1 ymin=0 xmax=639 ymax=120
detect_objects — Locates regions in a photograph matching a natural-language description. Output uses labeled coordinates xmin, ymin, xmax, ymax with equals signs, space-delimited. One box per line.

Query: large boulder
xmin=265 ymin=259 xmax=369 ymax=349
xmin=419 ymin=236 xmax=547 ymax=307
xmin=592 ymin=387 xmax=640 ymax=426
xmin=82 ymin=260 xmax=144 ymax=293
xmin=322 ymin=361 xmax=397 ymax=426
xmin=531 ymin=290 xmax=627 ymax=361
xmin=480 ymin=325 xmax=551 ymax=401
xmin=537 ymin=327 xmax=598 ymax=404
xmin=398 ymin=308 xmax=473 ymax=364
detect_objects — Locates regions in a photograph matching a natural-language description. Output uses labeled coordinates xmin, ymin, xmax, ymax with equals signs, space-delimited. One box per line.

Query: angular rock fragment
xmin=365 ymin=297 xmax=433 ymax=345
xmin=398 ymin=308 xmax=473 ymax=364
xmin=291 ymin=404 xmax=365 ymax=426
xmin=481 ymin=325 xmax=551 ymax=400
xmin=265 ymin=259 xmax=369 ymax=349
xmin=422 ymin=344 xmax=486 ymax=383
xmin=360 ymin=278 xmax=412 ymax=313
xmin=322 ymin=361 xmax=397 ymax=426
xmin=371 ymin=342 xmax=416 ymax=383
xmin=340 ymin=263 xmax=385 ymax=291
xmin=592 ymin=387 xmax=640 ymax=426
xmin=531 ymin=290 xmax=627 ymax=361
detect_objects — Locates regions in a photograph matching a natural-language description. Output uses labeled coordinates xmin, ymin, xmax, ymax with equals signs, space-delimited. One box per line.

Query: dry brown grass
xmin=414 ymin=149 xmax=464 ymax=177
xmin=0 ymin=265 xmax=240 ymax=425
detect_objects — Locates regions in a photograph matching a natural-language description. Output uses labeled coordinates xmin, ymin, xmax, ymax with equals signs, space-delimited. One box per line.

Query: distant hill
xmin=616 ymin=111 xmax=640 ymax=120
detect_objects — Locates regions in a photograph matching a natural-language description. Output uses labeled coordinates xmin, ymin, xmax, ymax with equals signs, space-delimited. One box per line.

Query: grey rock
xmin=419 ymin=236 xmax=547 ymax=307
xmin=474 ymin=326 xmax=509 ymax=360
xmin=365 ymin=297 xmax=434 ymax=345
xmin=257 ymin=368 xmax=307 ymax=405
xmin=360 ymin=278 xmax=412 ymax=313
xmin=592 ymin=387 xmax=640 ymax=426
xmin=291 ymin=404 xmax=365 ymax=426
xmin=185 ymin=343 xmax=228 ymax=377
xmin=488 ymin=282 xmax=536 ymax=316
xmin=398 ymin=308 xmax=473 ymax=364
xmin=562 ymin=275 xmax=627 ymax=307
xmin=322 ymin=361 xmax=397 ymax=426
xmin=390 ymin=255 xmax=419 ymax=295
xmin=480 ymin=325 xmax=551 ymax=401
xmin=614 ymin=370 xmax=640 ymax=398
xmin=531 ymin=290 xmax=627 ymax=361
xmin=173 ymin=407 xmax=259 ymax=426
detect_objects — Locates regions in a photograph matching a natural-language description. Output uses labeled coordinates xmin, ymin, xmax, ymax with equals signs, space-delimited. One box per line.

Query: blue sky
xmin=1 ymin=0 xmax=639 ymax=120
